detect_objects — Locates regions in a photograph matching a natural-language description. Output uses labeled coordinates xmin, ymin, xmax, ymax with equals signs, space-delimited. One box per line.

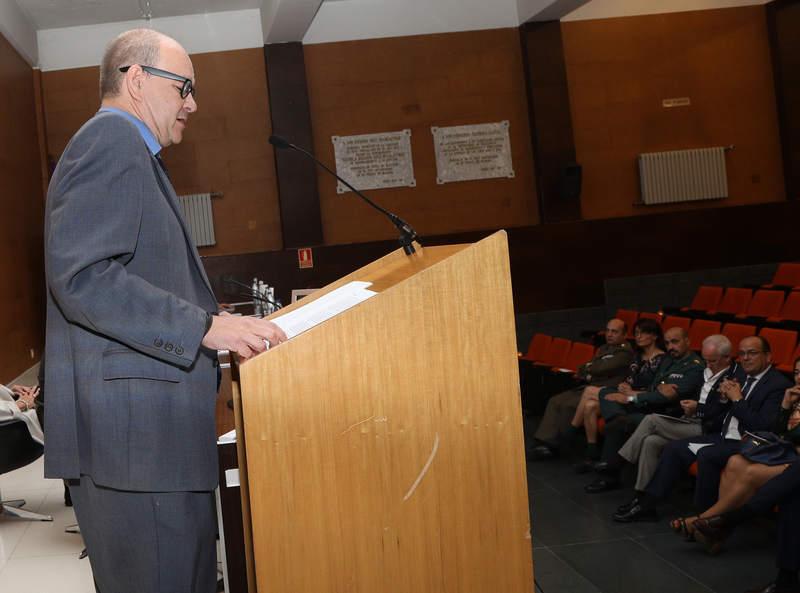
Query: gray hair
xmin=702 ymin=334 xmax=732 ymax=356
xmin=99 ymin=28 xmax=163 ymax=99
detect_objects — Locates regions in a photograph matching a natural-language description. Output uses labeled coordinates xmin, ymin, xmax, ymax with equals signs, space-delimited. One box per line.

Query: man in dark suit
xmin=614 ymin=335 xmax=791 ymax=522
xmin=43 ymin=29 xmax=286 ymax=593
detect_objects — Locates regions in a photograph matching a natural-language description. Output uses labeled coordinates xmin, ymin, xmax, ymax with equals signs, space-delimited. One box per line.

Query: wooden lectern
xmin=231 ymin=231 xmax=533 ymax=593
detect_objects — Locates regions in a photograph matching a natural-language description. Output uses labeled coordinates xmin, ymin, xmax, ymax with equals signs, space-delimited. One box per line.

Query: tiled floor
xmin=0 ymin=457 xmax=95 ymax=593
xmin=524 ymin=413 xmax=780 ymax=593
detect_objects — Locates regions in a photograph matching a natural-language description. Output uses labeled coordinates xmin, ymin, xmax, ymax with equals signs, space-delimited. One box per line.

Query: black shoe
xmin=573 ymin=459 xmax=597 ymax=474
xmin=592 ymin=461 xmax=609 ymax=473
xmin=616 ymin=496 xmax=640 ymax=515
xmin=585 ymin=477 xmax=621 ymax=493
xmin=528 ymin=445 xmax=557 ymax=461
xmin=613 ymin=503 xmax=658 ymax=523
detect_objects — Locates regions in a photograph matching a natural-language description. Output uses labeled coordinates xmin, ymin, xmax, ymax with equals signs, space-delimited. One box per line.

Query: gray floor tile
xmin=530 ymin=490 xmax=623 ymax=547
xmin=533 ymin=547 xmax=603 ymax=593
xmin=551 ymin=538 xmax=713 ymax=593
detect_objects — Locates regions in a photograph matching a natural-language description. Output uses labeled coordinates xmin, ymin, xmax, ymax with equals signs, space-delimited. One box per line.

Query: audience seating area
xmin=523 ymin=264 xmax=800 ymax=382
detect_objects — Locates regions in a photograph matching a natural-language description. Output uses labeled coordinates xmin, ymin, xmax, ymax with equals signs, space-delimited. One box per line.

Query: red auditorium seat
xmin=707 ymin=287 xmax=753 ymax=317
xmin=763 ymin=263 xmax=800 ymax=289
xmin=557 ymin=342 xmax=596 ymax=373
xmin=535 ymin=337 xmax=572 ymax=369
xmin=721 ymin=323 xmax=757 ymax=352
xmin=759 ymin=327 xmax=798 ymax=372
xmin=638 ymin=312 xmax=663 ymax=325
xmin=767 ymin=291 xmax=800 ymax=324
xmin=519 ymin=333 xmax=551 ymax=362
xmin=614 ymin=309 xmax=639 ymax=338
xmin=662 ymin=316 xmax=692 ymax=333
xmin=688 ymin=319 xmax=722 ymax=351
xmin=737 ymin=290 xmax=785 ymax=320
xmin=681 ymin=285 xmax=724 ymax=313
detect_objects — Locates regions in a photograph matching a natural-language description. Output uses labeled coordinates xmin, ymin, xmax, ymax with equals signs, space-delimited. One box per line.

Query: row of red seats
xmin=518 ymin=335 xmax=595 ymax=374
xmin=522 ymin=314 xmax=800 ymax=376
xmin=672 ymin=285 xmax=800 ymax=324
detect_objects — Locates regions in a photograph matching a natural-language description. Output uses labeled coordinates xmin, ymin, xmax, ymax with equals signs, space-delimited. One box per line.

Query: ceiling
xmin=14 ymin=0 xmax=264 ymax=29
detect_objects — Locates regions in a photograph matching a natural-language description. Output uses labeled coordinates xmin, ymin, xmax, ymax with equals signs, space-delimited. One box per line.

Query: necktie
xmin=721 ymin=376 xmax=756 ymax=436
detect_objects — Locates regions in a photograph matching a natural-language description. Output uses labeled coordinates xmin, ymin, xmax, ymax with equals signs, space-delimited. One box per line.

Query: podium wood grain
xmin=237 ymin=231 xmax=532 ymax=593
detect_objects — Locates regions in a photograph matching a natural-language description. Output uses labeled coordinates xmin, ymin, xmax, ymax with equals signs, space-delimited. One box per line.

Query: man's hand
xmin=719 ymin=378 xmax=743 ymax=402
xmin=618 ymin=382 xmax=633 ymax=396
xmin=201 ymin=312 xmax=288 ymax=361
xmin=680 ymin=399 xmax=698 ymax=417
xmin=604 ymin=392 xmax=628 ymax=404
xmin=12 ymin=385 xmax=39 ymax=412
xmin=657 ymin=383 xmax=678 ymax=399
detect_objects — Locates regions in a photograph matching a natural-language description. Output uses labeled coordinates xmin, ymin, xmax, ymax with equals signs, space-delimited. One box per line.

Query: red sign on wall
xmin=298 ymin=247 xmax=314 ymax=269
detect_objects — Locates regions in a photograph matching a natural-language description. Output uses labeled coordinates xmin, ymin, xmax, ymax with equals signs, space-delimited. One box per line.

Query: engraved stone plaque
xmin=431 ymin=121 xmax=514 ymax=184
xmin=332 ymin=129 xmax=416 ymax=193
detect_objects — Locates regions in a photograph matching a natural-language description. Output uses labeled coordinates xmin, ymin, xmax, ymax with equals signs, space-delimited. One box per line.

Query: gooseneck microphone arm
xmin=269 ymin=134 xmax=419 ymax=255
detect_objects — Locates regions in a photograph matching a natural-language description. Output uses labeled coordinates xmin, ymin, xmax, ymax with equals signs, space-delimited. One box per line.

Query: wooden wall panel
xmin=304 ymin=28 xmax=539 ymax=245
xmin=0 ymin=33 xmax=45 ymax=382
xmin=562 ymin=6 xmax=785 ymax=219
xmin=41 ymin=48 xmax=282 ymax=257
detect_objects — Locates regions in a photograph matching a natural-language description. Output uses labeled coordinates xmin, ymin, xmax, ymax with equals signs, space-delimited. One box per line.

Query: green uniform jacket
xmin=633 ymin=351 xmax=705 ymax=413
xmin=576 ymin=342 xmax=634 ymax=388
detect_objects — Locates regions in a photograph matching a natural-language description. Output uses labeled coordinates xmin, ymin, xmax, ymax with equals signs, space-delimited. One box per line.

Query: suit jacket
xmin=43 ymin=111 xmax=219 ymax=492
xmin=698 ymin=363 xmax=746 ymax=435
xmin=719 ymin=365 xmax=792 ymax=437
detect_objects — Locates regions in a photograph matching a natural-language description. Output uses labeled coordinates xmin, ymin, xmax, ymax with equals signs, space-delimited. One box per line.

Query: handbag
xmin=740 ymin=431 xmax=798 ymax=466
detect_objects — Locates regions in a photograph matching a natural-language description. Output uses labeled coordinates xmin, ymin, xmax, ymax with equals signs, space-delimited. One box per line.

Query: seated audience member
xmin=570 ymin=318 xmax=666 ymax=471
xmin=613 ymin=336 xmax=791 ymax=522
xmin=584 ymin=327 xmax=705 ymax=492
xmin=0 ymin=383 xmax=43 ymax=471
xmin=672 ymin=357 xmax=800 ymax=553
xmin=689 ymin=458 xmax=800 ymax=593
xmin=529 ymin=318 xmax=633 ymax=460
xmin=587 ymin=334 xmax=742 ymax=494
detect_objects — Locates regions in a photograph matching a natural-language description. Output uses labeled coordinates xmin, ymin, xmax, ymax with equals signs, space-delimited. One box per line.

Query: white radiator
xmin=638 ymin=147 xmax=728 ymax=205
xmin=178 ymin=193 xmax=216 ymax=247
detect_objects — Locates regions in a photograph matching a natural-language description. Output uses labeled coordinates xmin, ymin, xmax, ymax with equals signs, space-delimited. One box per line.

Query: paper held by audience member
xmin=272 ymin=281 xmax=377 ymax=339
xmin=688 ymin=442 xmax=714 ymax=455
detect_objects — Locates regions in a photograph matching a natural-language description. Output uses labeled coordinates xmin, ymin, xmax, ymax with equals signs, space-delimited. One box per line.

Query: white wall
xmin=37 ymin=9 xmax=263 ymax=71
xmin=563 ymin=0 xmax=768 ymax=21
xmin=303 ymin=0 xmax=519 ymax=45
xmin=0 ymin=0 xmax=37 ymax=65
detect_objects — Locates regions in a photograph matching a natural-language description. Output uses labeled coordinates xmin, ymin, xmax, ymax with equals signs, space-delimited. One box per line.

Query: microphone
xmin=269 ymin=134 xmax=419 ymax=255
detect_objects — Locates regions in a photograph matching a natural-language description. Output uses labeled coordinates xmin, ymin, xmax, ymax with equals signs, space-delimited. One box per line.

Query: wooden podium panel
xmin=237 ymin=231 xmax=532 ymax=593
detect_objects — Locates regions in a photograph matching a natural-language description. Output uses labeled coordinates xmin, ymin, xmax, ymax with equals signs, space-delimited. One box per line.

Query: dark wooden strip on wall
xmin=265 ymin=42 xmax=324 ymax=248
xmin=202 ymin=201 xmax=800 ymax=316
xmin=767 ymin=0 xmax=800 ymax=201
xmin=519 ymin=21 xmax=581 ymax=223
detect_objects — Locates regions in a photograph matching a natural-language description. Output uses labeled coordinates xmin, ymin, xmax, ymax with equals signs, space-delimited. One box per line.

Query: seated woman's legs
xmin=570 ymin=385 xmax=600 ymax=429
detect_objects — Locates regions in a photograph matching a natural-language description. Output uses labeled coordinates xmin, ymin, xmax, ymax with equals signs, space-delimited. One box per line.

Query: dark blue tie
xmin=721 ymin=376 xmax=756 ymax=436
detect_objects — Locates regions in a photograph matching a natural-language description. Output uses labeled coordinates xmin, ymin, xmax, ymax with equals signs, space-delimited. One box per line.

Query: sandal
xmin=669 ymin=516 xmax=697 ymax=541
xmin=693 ymin=515 xmax=732 ymax=555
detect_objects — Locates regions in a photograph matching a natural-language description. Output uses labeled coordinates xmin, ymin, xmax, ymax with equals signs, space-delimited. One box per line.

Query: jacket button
xmin=154 ymin=338 xmax=163 ymax=348
xmin=165 ymin=343 xmax=174 ymax=352
xmin=212 ymin=358 xmax=219 ymax=368
xmin=175 ymin=346 xmax=184 ymax=356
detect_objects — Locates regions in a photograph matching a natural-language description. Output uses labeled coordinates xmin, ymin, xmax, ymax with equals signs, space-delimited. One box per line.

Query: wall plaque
xmin=431 ymin=121 xmax=514 ymax=184
xmin=332 ymin=129 xmax=416 ymax=193
xmin=662 ymin=97 xmax=691 ymax=108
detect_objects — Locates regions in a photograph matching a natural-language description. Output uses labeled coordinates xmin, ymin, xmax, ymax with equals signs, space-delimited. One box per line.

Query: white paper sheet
xmin=272 ymin=281 xmax=377 ymax=339
xmin=688 ymin=443 xmax=714 ymax=455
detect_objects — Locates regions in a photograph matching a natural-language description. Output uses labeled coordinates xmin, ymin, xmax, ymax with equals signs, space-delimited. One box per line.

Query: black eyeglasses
xmin=119 ymin=65 xmax=195 ymax=99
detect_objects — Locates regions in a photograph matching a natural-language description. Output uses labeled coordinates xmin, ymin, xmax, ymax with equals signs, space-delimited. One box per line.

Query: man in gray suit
xmin=43 ymin=29 xmax=285 ymax=593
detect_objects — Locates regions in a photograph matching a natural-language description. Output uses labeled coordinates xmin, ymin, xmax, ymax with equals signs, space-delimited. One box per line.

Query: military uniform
xmin=533 ymin=342 xmax=633 ymax=447
xmin=598 ymin=351 xmax=705 ymax=462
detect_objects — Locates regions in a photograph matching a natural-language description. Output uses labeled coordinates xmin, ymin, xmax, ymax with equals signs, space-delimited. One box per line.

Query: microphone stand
xmin=270 ymin=136 xmax=420 ymax=255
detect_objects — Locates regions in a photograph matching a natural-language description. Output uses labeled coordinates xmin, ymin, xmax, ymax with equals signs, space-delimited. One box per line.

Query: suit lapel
xmin=149 ymin=154 xmax=216 ymax=305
